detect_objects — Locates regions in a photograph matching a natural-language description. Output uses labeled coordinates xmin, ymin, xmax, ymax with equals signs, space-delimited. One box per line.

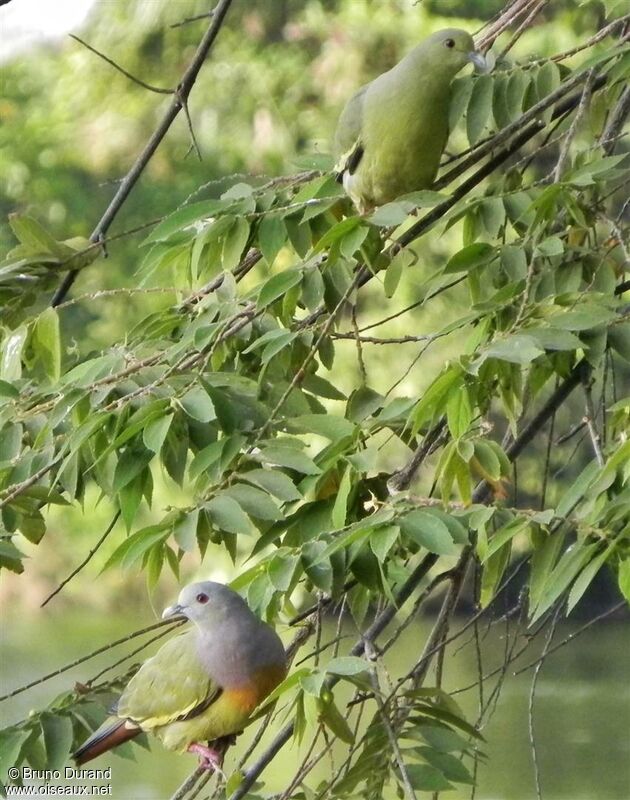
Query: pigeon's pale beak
xmin=162 ymin=603 xmax=186 ymax=620
xmin=468 ymin=51 xmax=489 ymax=73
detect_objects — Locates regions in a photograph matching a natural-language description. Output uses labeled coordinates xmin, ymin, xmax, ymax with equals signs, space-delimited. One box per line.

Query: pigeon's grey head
xmin=162 ymin=580 xmax=248 ymax=626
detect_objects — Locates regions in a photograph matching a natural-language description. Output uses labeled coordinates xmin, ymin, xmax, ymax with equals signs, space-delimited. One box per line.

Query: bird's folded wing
xmin=117 ymin=632 xmax=219 ymax=729
xmin=334 ymin=85 xmax=368 ymax=177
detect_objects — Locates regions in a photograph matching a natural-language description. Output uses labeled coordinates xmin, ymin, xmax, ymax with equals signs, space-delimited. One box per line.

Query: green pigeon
xmin=334 ymin=28 xmax=486 ymax=213
xmin=73 ymin=581 xmax=287 ymax=772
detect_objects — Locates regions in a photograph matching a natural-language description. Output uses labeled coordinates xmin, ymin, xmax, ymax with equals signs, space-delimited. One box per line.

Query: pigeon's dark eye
xmin=444 ymin=38 xmax=455 ymax=48
xmin=196 ymin=592 xmax=209 ymax=604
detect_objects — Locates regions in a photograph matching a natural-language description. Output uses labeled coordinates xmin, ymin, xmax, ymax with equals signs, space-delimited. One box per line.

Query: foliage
xmin=0 ymin=1 xmax=629 ymax=798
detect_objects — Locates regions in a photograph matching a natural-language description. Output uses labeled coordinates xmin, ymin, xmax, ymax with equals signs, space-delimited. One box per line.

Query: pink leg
xmin=187 ymin=743 xmax=225 ymax=776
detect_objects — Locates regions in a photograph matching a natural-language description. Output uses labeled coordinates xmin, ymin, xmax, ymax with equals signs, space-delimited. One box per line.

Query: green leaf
xmin=302 ymin=266 xmax=325 ymax=311
xmin=552 ymin=304 xmax=617 ymax=331
xmin=401 ymin=511 xmax=458 ymax=555
xmin=41 ymin=713 xmax=73 ymax=770
xmin=450 ymin=75 xmax=474 ymax=131
xmin=445 ymin=243 xmax=495 ymax=273
xmin=142 ymin=413 xmax=173 ymax=453
xmin=0 ymin=728 xmax=31 ymax=783
xmin=142 ymin=199 xmax=229 ymax=245
xmin=102 ymin=524 xmax=170 ymax=572
xmin=608 ymin=323 xmax=630 ymax=362
xmin=302 ymin=541 xmax=333 ymax=591
xmin=555 ymin=460 xmax=599 ymax=517
xmin=222 ymin=217 xmax=250 ymax=271
xmin=346 ymin=385 xmax=384 ymax=422
xmin=413 ymin=366 xmax=462 ymax=434
xmin=566 ymin=154 xmax=628 ymax=186
xmin=531 ymin=541 xmax=600 ymax=623
xmin=241 ymin=468 xmax=302 ymax=501
xmin=331 ymin=465 xmax=353 ymax=529
xmin=506 ymin=69 xmax=528 ymax=120
xmin=339 ymin=223 xmax=370 ymax=259
xmin=567 ymin=543 xmax=615 ymax=613
xmin=314 ymin=216 xmax=363 ymax=250
xmin=482 ymin=517 xmax=529 ymax=563
xmin=8 ymin=213 xmax=64 ymax=254
xmin=258 ymin=215 xmax=287 ymax=266
xmin=173 ymin=510 xmax=199 ymax=552
xmin=526 ymin=327 xmax=583 ymax=351
xmin=0 ymin=379 xmax=19 ymax=398
xmin=113 ymin=446 xmax=153 ymax=492
xmin=480 ymin=334 xmax=544 ymax=366
xmin=207 ymin=494 xmax=253 ymax=535
xmin=286 ymin=414 xmax=355 ymax=441
xmin=179 ymin=386 xmax=216 ymax=423
xmin=446 ymin=386 xmax=472 ymax=438
xmin=189 ymin=438 xmax=226 ymax=481
xmin=224 ymin=483 xmax=283 ymax=521
xmin=267 ymin=551 xmax=299 ymax=591
xmin=473 ymin=440 xmax=502 ymax=481
xmin=370 ymin=525 xmax=400 ymax=562
xmin=302 ymin=373 xmax=346 ymax=401
xmin=318 ymin=695 xmax=355 ymax=743
xmin=1 ymin=326 xmax=28 ymax=382
xmin=257 ymin=444 xmax=321 ymax=475
xmin=384 ymin=247 xmax=412 ymax=298
xmin=412 ymin=747 xmax=474 ymax=784
xmin=467 ymin=74 xmax=493 ymax=145
xmin=0 ymin=540 xmax=26 ymax=574
xmin=406 ymin=763 xmax=453 ymax=792
xmin=33 ymin=308 xmax=61 ymax=382
xmin=535 ymin=236 xmax=565 ymax=257
xmin=326 ymin=656 xmax=369 ymax=676
xmin=257 ymin=269 xmax=303 ymax=309
xmin=618 ymin=558 xmax=630 ymax=603
xmin=369 ymin=202 xmax=411 ymax=226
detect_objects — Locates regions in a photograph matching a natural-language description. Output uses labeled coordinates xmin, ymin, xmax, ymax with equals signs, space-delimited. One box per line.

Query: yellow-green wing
xmin=117 ymin=631 xmax=219 ymax=730
xmin=334 ymin=84 xmax=368 ymax=175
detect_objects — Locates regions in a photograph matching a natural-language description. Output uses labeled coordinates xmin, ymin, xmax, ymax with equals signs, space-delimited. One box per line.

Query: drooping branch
xmin=51 ymin=0 xmax=236 ymax=306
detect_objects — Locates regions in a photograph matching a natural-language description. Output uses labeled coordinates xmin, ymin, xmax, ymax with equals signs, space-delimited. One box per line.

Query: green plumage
xmin=73 ymin=582 xmax=286 ymax=768
xmin=334 ymin=28 xmax=483 ymax=213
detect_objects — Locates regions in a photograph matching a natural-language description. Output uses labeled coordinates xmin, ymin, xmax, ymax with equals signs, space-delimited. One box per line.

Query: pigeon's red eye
xmin=445 ymin=39 xmax=455 ymax=48
xmin=196 ymin=593 xmax=209 ymax=604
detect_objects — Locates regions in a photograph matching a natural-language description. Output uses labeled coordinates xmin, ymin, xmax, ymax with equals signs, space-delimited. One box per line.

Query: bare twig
xmin=69 ymin=34 xmax=173 ymax=94
xmin=0 ymin=618 xmax=184 ymax=703
xmin=53 ymin=0 xmax=236 ymax=305
xmin=40 ymin=512 xmax=121 ymax=607
xmin=528 ymin=607 xmax=561 ymax=800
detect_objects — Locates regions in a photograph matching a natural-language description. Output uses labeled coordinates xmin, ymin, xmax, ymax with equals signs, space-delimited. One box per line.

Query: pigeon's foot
xmin=187 ymin=743 xmax=225 ymax=777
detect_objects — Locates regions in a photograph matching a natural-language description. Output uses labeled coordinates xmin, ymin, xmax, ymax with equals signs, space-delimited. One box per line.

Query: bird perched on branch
xmin=73 ymin=581 xmax=287 ymax=773
xmin=334 ymin=28 xmax=487 ymax=213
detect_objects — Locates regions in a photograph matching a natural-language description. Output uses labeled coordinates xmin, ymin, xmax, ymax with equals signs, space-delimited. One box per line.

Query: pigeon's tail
xmin=74 ymin=717 xmax=141 ymax=765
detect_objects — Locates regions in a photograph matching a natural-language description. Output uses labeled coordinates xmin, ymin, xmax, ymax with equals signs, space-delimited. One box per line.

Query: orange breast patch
xmin=224 ymin=663 xmax=287 ymax=714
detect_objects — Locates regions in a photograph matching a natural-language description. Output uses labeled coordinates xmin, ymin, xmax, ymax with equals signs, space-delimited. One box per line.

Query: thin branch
xmin=0 ymin=618 xmax=184 ymax=702
xmin=528 ymin=607 xmax=561 ymax=800
xmin=496 ymin=0 xmax=549 ymax=61
xmin=602 ymin=84 xmax=630 ymax=156
xmin=553 ymin=69 xmax=595 ymax=182
xmin=40 ymin=512 xmax=121 ymax=607
xmin=52 ymin=0 xmax=236 ymax=305
xmin=513 ymin=601 xmax=627 ymax=676
xmin=170 ymin=11 xmax=215 ymax=29
xmin=69 ymin=34 xmax=173 ymax=94
xmin=583 ymin=382 xmax=605 ymax=467
xmin=388 ymin=421 xmax=446 ymax=492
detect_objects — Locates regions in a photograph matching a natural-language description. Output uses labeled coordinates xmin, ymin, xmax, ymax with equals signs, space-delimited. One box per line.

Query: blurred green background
xmin=1 ymin=1 xmax=628 ymax=798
